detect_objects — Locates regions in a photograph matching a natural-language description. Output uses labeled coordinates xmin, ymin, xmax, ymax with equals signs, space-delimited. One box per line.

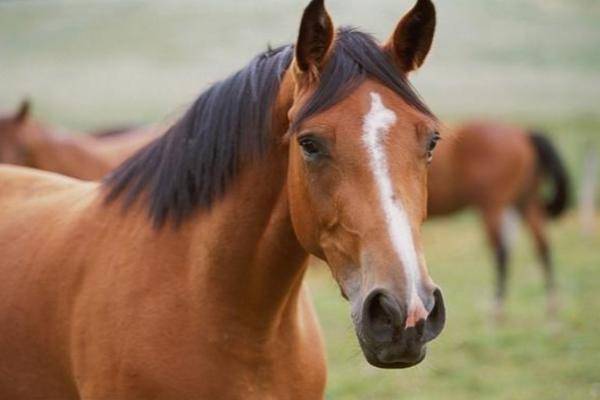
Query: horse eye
xmin=427 ymin=132 xmax=440 ymax=163
xmin=298 ymin=136 xmax=323 ymax=159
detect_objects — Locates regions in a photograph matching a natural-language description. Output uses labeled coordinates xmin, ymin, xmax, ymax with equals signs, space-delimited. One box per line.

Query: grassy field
xmin=1 ymin=1 xmax=599 ymax=399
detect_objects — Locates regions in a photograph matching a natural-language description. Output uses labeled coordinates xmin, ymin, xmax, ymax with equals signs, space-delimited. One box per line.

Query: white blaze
xmin=362 ymin=92 xmax=423 ymax=313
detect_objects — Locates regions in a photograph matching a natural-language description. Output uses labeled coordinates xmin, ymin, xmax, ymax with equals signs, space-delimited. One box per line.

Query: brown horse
xmin=427 ymin=120 xmax=569 ymax=318
xmin=0 ymin=0 xmax=446 ymax=398
xmin=0 ymin=101 xmax=161 ymax=180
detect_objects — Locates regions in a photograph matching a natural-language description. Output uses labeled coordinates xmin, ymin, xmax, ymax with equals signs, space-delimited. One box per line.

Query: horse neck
xmin=178 ymin=73 xmax=308 ymax=335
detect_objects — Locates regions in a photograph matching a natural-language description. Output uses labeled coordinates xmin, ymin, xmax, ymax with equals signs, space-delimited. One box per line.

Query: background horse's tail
xmin=529 ymin=130 xmax=570 ymax=218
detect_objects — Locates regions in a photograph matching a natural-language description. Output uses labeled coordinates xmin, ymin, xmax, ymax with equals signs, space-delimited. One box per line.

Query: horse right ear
xmin=384 ymin=0 xmax=436 ymax=74
xmin=15 ymin=99 xmax=31 ymax=123
xmin=294 ymin=0 xmax=334 ymax=81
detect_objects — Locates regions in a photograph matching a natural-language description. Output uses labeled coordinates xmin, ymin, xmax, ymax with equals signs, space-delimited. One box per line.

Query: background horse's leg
xmin=522 ymin=201 xmax=557 ymax=317
xmin=579 ymin=146 xmax=597 ymax=236
xmin=481 ymin=207 xmax=509 ymax=322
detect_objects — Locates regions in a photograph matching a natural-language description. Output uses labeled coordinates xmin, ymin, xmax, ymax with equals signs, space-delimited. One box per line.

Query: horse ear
xmin=15 ymin=99 xmax=31 ymax=123
xmin=384 ymin=0 xmax=436 ymax=74
xmin=295 ymin=0 xmax=334 ymax=78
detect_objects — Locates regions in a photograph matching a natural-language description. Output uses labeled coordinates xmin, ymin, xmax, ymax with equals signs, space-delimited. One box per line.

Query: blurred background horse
xmin=0 ymin=100 xmax=160 ymax=179
xmin=428 ymin=121 xmax=569 ymax=319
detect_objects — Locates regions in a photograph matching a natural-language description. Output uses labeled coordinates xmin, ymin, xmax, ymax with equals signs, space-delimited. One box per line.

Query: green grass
xmin=0 ymin=1 xmax=599 ymax=398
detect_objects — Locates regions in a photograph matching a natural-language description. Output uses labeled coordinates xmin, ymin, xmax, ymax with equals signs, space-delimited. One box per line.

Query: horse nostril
xmin=364 ymin=290 xmax=402 ymax=342
xmin=415 ymin=318 xmax=425 ymax=337
xmin=423 ymin=288 xmax=446 ymax=342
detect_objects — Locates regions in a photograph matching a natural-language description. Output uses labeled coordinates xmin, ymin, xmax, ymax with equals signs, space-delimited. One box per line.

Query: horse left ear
xmin=384 ymin=0 xmax=436 ymax=74
xmin=295 ymin=0 xmax=334 ymax=79
xmin=15 ymin=99 xmax=31 ymax=123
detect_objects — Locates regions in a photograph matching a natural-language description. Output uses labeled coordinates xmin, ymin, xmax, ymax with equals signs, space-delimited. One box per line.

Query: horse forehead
xmin=324 ymin=83 xmax=415 ymax=127
xmin=300 ymin=83 xmax=424 ymax=154
xmin=303 ymin=92 xmax=369 ymax=139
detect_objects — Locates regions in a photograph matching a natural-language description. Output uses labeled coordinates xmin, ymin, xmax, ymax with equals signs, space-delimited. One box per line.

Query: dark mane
xmin=104 ymin=27 xmax=434 ymax=227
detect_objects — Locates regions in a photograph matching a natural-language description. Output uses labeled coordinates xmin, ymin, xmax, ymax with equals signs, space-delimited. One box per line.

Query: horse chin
xmin=357 ymin=339 xmax=427 ymax=369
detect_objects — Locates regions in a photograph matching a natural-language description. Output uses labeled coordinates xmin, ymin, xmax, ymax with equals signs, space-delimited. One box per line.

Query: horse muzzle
xmin=354 ymin=287 xmax=446 ymax=369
